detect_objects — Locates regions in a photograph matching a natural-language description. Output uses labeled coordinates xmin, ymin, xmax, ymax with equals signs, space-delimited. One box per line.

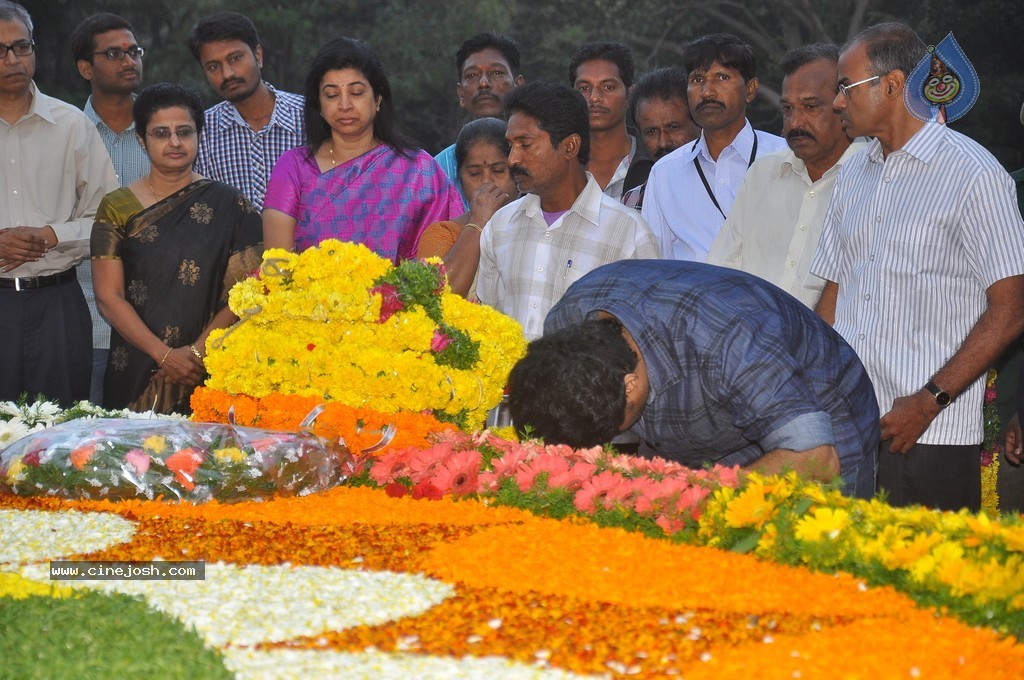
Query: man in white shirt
xmin=0 ymin=1 xmax=118 ymax=406
xmin=812 ymin=22 xmax=1024 ymax=511
xmin=707 ymin=44 xmax=863 ymax=308
xmin=477 ymin=82 xmax=660 ymax=340
xmin=643 ymin=33 xmax=786 ymax=262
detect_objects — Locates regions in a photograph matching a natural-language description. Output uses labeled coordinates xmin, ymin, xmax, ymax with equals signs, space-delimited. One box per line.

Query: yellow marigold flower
xmin=0 ymin=572 xmax=74 ymax=599
xmin=888 ymin=531 xmax=942 ymax=570
xmin=5 ymin=459 xmax=26 ymax=483
xmin=142 ymin=435 xmax=167 ymax=454
xmin=1002 ymin=526 xmax=1024 ymax=552
xmin=724 ymin=480 xmax=775 ymax=530
xmin=213 ymin=447 xmax=247 ymax=463
xmin=794 ymin=507 xmax=850 ymax=543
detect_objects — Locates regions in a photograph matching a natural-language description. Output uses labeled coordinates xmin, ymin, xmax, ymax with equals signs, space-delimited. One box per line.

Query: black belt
xmin=0 ymin=269 xmax=76 ymax=291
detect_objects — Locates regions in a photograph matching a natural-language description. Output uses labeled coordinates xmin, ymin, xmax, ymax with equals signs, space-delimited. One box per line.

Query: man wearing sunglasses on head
xmin=0 ymin=1 xmax=118 ymax=407
xmin=70 ymin=12 xmax=151 ymax=406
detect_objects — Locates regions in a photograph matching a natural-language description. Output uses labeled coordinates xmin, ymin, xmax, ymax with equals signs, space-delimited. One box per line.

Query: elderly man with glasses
xmin=811 ymin=21 xmax=1024 ymax=512
xmin=0 ymin=1 xmax=118 ymax=406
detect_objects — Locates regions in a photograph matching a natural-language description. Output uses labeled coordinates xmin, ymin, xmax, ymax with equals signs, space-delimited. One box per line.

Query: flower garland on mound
xmin=981 ymin=368 xmax=1001 ymax=514
xmin=4 ymin=485 xmax=1023 ymax=678
xmin=200 ymin=240 xmax=527 ymax=430
xmin=353 ymin=430 xmax=1024 ymax=637
xmin=190 ymin=387 xmax=456 ymax=454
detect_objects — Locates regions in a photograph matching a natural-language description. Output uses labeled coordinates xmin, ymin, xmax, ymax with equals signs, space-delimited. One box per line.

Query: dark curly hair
xmin=508 ymin=318 xmax=638 ymax=448
xmin=133 ymin=82 xmax=205 ymax=136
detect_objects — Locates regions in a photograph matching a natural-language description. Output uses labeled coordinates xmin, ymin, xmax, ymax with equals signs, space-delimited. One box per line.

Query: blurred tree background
xmin=23 ymin=0 xmax=1024 ymax=167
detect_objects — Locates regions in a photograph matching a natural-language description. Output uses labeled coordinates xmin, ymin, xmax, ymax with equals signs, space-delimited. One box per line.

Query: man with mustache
xmin=642 ymin=33 xmax=786 ymax=262
xmin=188 ymin=11 xmax=303 ymax=210
xmin=569 ymin=42 xmax=643 ymax=201
xmin=707 ymin=44 xmax=864 ymax=309
xmin=621 ymin=67 xmax=700 ymax=211
xmin=70 ymin=12 xmax=151 ymax=405
xmin=435 ymin=32 xmax=524 ymax=208
xmin=476 ymin=82 xmax=659 ymax=340
xmin=0 ymin=1 xmax=117 ymax=406
xmin=811 ymin=22 xmax=1024 ymax=511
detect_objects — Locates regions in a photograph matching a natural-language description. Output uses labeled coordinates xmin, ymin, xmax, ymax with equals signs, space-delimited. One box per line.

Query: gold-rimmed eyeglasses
xmin=838 ymin=75 xmax=880 ymax=98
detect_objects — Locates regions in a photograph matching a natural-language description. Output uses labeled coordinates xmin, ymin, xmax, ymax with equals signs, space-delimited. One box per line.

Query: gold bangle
xmin=464 ymin=222 xmax=483 ymax=233
xmin=158 ymin=347 xmax=173 ymax=366
xmin=189 ymin=344 xmax=203 ymax=359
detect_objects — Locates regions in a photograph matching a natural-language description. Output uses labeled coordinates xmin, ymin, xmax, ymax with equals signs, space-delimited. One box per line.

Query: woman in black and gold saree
xmin=91 ymin=84 xmax=262 ymax=414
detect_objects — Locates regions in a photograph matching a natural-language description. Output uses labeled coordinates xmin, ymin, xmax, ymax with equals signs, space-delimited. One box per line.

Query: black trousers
xmin=0 ymin=276 xmax=92 ymax=407
xmin=877 ymin=439 xmax=981 ymax=512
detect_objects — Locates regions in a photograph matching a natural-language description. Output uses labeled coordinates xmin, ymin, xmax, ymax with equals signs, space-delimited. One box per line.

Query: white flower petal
xmin=19 ymin=562 xmax=455 ymax=647
xmin=0 ymin=509 xmax=135 ymax=565
xmin=222 ymin=648 xmax=606 ymax=679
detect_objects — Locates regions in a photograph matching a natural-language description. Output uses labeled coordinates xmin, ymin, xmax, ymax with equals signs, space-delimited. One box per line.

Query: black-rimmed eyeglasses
xmin=93 ymin=46 xmax=145 ymax=61
xmin=0 ymin=41 xmax=34 ymax=58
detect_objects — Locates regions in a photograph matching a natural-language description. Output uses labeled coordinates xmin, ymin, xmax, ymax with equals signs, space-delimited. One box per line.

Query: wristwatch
xmin=924 ymin=380 xmax=951 ymax=408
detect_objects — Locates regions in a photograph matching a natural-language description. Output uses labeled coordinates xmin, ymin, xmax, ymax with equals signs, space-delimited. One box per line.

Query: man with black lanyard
xmin=642 ymin=33 xmax=785 ymax=262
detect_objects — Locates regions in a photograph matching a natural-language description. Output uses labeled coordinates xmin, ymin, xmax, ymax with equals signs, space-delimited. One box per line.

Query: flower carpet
xmin=3 ymin=431 xmax=1024 ymax=678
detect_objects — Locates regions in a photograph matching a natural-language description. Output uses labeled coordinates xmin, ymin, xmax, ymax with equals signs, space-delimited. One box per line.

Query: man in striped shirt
xmin=812 ymin=22 xmax=1024 ymax=511
xmin=188 ymin=12 xmax=303 ymax=210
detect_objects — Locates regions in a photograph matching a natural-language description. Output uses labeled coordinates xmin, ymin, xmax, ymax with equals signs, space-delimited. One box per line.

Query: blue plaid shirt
xmin=195 ymin=82 xmax=304 ymax=210
xmin=545 ymin=260 xmax=878 ymax=496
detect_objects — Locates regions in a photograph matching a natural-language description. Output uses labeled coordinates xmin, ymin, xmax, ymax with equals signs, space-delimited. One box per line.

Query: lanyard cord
xmin=692 ymin=132 xmax=758 ymax=219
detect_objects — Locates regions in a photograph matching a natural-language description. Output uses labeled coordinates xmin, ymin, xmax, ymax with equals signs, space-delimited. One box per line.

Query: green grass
xmin=0 ymin=591 xmax=232 ymax=680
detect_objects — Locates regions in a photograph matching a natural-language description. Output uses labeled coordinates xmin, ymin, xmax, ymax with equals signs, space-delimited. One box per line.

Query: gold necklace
xmin=329 ymin=143 xmax=337 ymax=166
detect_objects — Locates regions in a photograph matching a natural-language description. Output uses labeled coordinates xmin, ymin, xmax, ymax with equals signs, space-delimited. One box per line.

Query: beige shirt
xmin=0 ymin=82 xmax=117 ymax=278
xmin=706 ymin=141 xmax=866 ymax=308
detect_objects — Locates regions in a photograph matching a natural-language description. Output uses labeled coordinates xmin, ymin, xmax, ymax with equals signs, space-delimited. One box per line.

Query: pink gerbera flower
xmin=408 ymin=441 xmax=454 ymax=483
xmin=515 ymin=453 xmax=571 ymax=492
xmin=573 ymin=469 xmax=628 ymax=513
xmin=429 ymin=450 xmax=481 ymax=496
xmin=369 ymin=448 xmax=415 ymax=485
xmin=491 ymin=448 xmax=530 ymax=479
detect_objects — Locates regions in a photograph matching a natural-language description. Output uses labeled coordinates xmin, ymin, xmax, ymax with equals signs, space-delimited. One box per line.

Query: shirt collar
xmin=24 ymin=82 xmax=56 ymax=125
xmin=512 ymin=173 xmax=604 ymax=228
xmin=218 ymin=81 xmax=299 ymax=133
xmin=83 ymin=95 xmax=137 ymax=134
xmin=867 ymin=121 xmax=943 ymax=165
xmin=690 ymin=119 xmax=755 ymax=164
xmin=778 ymin=138 xmax=869 ymax=181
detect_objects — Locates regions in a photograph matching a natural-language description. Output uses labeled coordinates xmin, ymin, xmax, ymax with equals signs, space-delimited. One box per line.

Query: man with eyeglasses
xmin=811 ymin=22 xmax=1024 ymax=511
xmin=188 ymin=11 xmax=303 ymax=211
xmin=0 ymin=1 xmax=118 ymax=407
xmin=70 ymin=12 xmax=151 ymax=406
